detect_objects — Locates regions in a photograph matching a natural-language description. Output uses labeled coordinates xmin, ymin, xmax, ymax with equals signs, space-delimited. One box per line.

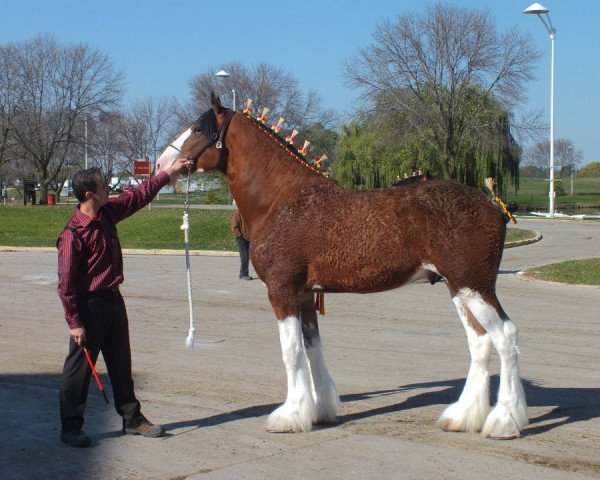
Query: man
xmin=230 ymin=209 xmax=252 ymax=280
xmin=56 ymin=158 xmax=191 ymax=448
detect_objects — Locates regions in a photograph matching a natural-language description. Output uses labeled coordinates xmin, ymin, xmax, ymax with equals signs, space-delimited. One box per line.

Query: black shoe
xmin=60 ymin=430 xmax=91 ymax=448
xmin=123 ymin=419 xmax=165 ymax=438
xmin=240 ymin=275 xmax=253 ymax=281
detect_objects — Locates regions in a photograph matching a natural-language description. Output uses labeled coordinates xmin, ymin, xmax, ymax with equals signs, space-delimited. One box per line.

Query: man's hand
xmin=69 ymin=327 xmax=86 ymax=346
xmin=166 ymin=157 xmax=194 ymax=182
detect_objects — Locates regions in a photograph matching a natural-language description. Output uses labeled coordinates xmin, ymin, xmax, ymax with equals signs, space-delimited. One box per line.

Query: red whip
xmin=82 ymin=346 xmax=109 ymax=404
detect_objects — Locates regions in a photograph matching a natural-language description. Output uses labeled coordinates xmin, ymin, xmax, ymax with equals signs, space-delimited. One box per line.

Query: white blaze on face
xmin=155 ymin=128 xmax=193 ymax=174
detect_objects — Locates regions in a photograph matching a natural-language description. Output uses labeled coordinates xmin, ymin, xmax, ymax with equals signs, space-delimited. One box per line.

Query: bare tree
xmin=119 ymin=96 xmax=180 ymax=175
xmin=345 ymin=3 xmax=539 ymax=181
xmin=189 ymin=62 xmax=337 ymax=131
xmin=524 ymin=138 xmax=584 ymax=176
xmin=0 ymin=44 xmax=21 ymax=172
xmin=7 ymin=35 xmax=124 ymax=203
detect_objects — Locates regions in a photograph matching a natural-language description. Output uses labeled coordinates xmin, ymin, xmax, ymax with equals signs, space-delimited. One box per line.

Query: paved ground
xmin=0 ymin=219 xmax=599 ymax=480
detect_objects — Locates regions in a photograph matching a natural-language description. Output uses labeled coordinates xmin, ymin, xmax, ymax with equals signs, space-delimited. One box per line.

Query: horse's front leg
xmin=266 ymin=297 xmax=317 ymax=433
xmin=300 ymin=294 xmax=339 ymax=424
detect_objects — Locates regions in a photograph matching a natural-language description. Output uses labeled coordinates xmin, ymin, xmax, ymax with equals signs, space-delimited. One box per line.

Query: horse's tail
xmin=484 ymin=178 xmax=517 ymax=224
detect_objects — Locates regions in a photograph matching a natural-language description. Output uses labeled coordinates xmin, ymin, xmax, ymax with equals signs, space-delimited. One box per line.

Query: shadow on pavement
xmin=162 ymin=376 xmax=600 ymax=438
xmin=0 ymin=372 xmax=115 ymax=480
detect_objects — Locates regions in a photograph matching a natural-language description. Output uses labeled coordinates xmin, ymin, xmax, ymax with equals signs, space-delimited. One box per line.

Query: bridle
xmin=171 ymin=110 xmax=236 ymax=168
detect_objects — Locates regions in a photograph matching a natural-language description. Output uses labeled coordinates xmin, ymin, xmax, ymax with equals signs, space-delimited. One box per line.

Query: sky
xmin=1 ymin=0 xmax=599 ymax=165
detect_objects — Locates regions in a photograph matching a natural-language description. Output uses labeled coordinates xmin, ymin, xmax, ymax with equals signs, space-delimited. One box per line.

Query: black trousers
xmin=59 ymin=288 xmax=143 ymax=432
xmin=236 ymin=236 xmax=250 ymax=278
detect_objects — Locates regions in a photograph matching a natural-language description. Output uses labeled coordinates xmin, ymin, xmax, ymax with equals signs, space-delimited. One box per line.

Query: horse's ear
xmin=210 ymin=92 xmax=223 ymax=114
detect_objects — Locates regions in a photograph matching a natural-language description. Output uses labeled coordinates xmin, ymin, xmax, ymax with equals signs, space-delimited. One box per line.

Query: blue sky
xmin=1 ymin=0 xmax=598 ymax=164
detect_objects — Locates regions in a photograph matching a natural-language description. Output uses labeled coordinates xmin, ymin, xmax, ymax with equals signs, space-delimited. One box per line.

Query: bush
xmin=202 ymin=191 xmax=220 ymax=204
xmin=577 ymin=162 xmax=600 ymax=178
xmin=546 ymin=181 xmax=565 ymax=197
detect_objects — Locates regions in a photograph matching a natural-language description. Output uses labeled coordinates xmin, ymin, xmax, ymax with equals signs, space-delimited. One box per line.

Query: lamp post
xmin=524 ymin=2 xmax=556 ymax=218
xmin=215 ymin=69 xmax=236 ymax=111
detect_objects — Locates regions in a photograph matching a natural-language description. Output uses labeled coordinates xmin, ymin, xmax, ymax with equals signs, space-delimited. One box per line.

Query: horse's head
xmin=155 ymin=93 xmax=233 ymax=176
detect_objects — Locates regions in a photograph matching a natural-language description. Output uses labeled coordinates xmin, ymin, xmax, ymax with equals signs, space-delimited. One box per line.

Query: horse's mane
xmin=195 ymin=106 xmax=326 ymax=176
xmin=242 ymin=113 xmax=327 ymax=176
xmin=390 ymin=173 xmax=432 ymax=187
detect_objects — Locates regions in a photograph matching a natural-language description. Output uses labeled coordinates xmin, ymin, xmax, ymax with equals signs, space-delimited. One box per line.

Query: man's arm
xmin=57 ymin=231 xmax=85 ymax=341
xmin=109 ymin=157 xmax=193 ymax=222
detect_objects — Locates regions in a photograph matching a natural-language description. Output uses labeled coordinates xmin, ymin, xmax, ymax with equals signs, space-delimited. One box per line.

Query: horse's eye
xmin=194 ymin=127 xmax=202 ymax=134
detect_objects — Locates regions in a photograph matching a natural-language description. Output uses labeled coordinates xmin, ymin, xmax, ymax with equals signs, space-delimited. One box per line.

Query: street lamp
xmin=524 ymin=2 xmax=556 ymax=218
xmin=215 ymin=69 xmax=236 ymax=111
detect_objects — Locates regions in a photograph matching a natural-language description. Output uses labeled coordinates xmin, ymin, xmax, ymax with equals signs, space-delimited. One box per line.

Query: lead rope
xmin=181 ymin=165 xmax=196 ymax=348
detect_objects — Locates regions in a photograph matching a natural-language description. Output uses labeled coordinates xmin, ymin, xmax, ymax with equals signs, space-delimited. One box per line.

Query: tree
xmin=189 ymin=62 xmax=337 ymax=155
xmin=6 ymin=35 xmax=124 ymax=203
xmin=524 ymin=138 xmax=584 ymax=176
xmin=0 ymin=44 xmax=20 ymax=172
xmin=333 ymin=88 xmax=520 ymax=192
xmin=344 ymin=3 xmax=538 ymax=187
xmin=120 ymin=97 xmax=180 ymax=175
xmin=577 ymin=162 xmax=600 ymax=178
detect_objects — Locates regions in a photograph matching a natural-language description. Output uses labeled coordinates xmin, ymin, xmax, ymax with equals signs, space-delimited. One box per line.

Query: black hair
xmin=193 ymin=109 xmax=217 ymax=140
xmin=72 ymin=167 xmax=103 ymax=202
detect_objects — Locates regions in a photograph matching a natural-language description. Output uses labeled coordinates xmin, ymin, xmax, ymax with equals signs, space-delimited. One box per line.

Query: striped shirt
xmin=57 ymin=172 xmax=171 ymax=329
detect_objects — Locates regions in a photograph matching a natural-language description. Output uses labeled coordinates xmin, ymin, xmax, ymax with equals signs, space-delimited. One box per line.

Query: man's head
xmin=72 ymin=167 xmax=109 ymax=206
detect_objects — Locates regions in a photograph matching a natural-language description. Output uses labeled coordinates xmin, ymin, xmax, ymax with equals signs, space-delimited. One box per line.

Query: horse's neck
xmin=226 ymin=120 xmax=326 ymax=238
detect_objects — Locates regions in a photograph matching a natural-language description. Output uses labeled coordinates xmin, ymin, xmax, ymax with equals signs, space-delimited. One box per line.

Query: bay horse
xmin=155 ymin=93 xmax=527 ymax=439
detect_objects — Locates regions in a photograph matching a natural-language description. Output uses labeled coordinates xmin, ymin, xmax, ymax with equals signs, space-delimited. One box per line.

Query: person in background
xmin=231 ymin=209 xmax=253 ymax=280
xmin=56 ymin=158 xmax=191 ymax=448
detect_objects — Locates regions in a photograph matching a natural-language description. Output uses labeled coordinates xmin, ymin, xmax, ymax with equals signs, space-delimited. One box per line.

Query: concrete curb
xmin=516 ymin=271 xmax=600 ymax=289
xmin=504 ymin=231 xmax=543 ymax=249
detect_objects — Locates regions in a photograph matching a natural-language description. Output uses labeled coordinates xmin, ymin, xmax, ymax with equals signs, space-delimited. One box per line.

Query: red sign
xmin=134 ymin=160 xmax=151 ymax=176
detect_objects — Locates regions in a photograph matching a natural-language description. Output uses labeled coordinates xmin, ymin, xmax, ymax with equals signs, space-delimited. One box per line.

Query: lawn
xmin=506 ymin=177 xmax=600 ymax=210
xmin=524 ymin=258 xmax=600 ymax=286
xmin=0 ymin=205 xmax=237 ymax=251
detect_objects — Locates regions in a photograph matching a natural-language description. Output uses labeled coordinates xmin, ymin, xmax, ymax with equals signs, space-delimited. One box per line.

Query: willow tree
xmin=333 ymin=88 xmax=520 ymax=192
xmin=332 ymin=117 xmax=437 ymax=189
xmin=345 ymin=2 xmax=537 ymax=188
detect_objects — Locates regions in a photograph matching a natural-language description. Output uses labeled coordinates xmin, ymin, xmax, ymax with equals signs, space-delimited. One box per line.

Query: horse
xmin=155 ymin=93 xmax=528 ymax=439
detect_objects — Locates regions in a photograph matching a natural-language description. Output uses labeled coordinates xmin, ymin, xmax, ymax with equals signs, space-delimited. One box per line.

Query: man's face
xmin=90 ymin=175 xmax=109 ymax=206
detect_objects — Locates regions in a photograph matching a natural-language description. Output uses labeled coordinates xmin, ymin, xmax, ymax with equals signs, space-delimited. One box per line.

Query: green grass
xmin=524 ymin=258 xmax=600 ymax=286
xmin=505 ymin=228 xmax=537 ymax=243
xmin=506 ymin=177 xmax=600 ymax=209
xmin=0 ymin=205 xmax=237 ymax=251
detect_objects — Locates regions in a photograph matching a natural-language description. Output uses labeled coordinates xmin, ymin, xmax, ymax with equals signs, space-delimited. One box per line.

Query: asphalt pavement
xmin=0 ymin=218 xmax=599 ymax=480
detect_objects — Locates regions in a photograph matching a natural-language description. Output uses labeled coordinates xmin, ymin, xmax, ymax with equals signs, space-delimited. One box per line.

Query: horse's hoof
xmin=489 ymin=431 xmax=520 ymax=440
xmin=438 ymin=420 xmax=463 ymax=432
xmin=481 ymin=411 xmax=522 ymax=439
xmin=266 ymin=424 xmax=294 ymax=433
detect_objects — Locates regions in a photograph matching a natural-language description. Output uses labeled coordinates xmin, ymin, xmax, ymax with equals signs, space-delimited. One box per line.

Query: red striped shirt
xmin=57 ymin=172 xmax=171 ymax=329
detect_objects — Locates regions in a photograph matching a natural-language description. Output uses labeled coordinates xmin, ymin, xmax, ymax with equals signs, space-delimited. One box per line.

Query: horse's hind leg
xmin=266 ymin=303 xmax=316 ymax=433
xmin=461 ymin=289 xmax=528 ymax=438
xmin=437 ymin=299 xmax=492 ymax=433
xmin=300 ymin=294 xmax=339 ymax=424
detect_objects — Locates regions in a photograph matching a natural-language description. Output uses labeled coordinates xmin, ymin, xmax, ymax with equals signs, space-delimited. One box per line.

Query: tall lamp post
xmin=524 ymin=2 xmax=556 ymax=218
xmin=215 ymin=69 xmax=236 ymax=111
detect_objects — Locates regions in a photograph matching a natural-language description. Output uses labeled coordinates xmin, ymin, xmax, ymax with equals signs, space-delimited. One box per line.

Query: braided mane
xmin=242 ymin=113 xmax=327 ymax=176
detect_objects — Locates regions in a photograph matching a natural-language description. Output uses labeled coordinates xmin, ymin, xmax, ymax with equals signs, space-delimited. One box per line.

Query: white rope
xmin=181 ymin=170 xmax=195 ymax=348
